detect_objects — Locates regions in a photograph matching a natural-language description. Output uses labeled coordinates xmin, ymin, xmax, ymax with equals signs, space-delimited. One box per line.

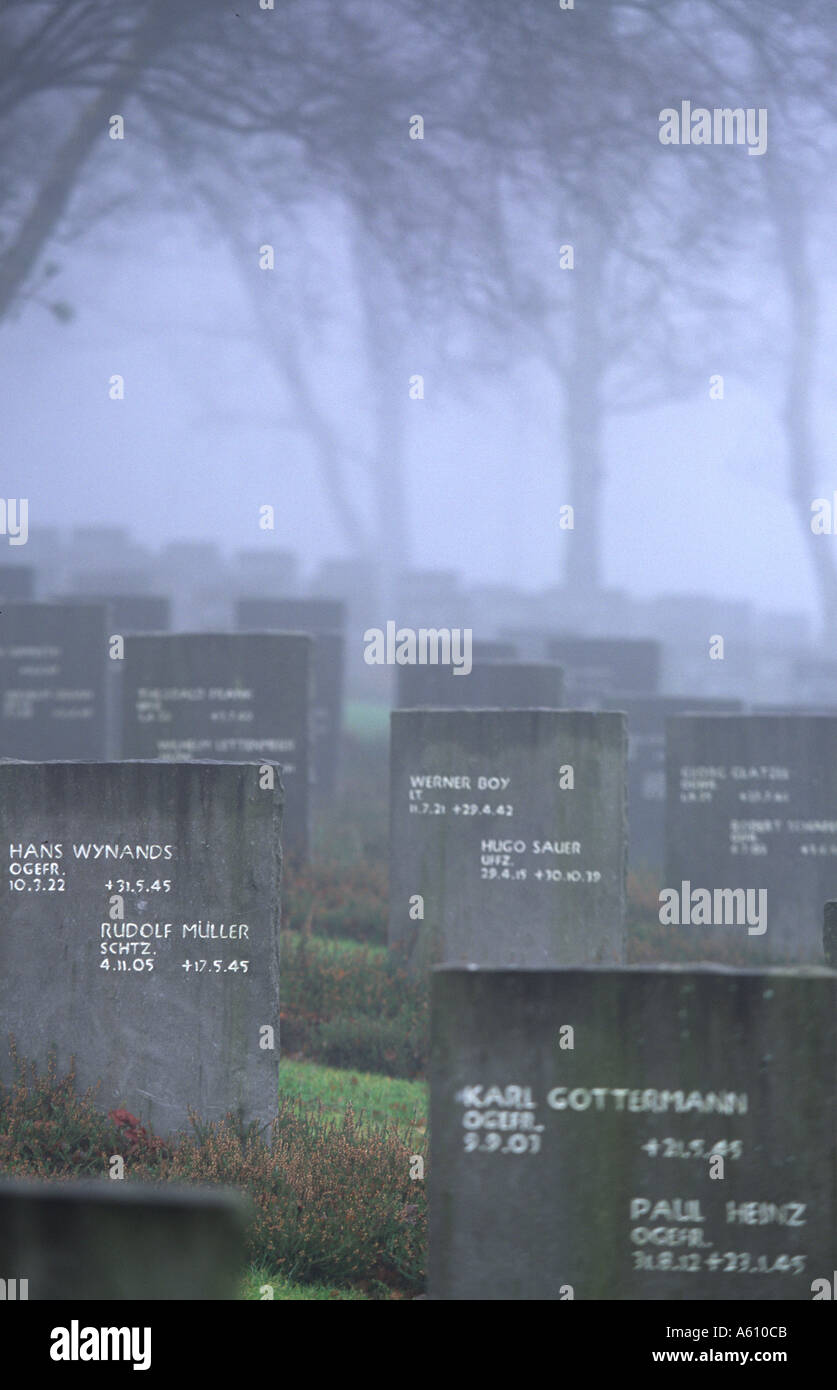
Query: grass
xmin=279 ymin=1058 xmax=427 ymax=1135
xmin=344 ymin=702 xmax=390 ymax=741
xmin=240 ymin=1268 xmax=370 ymax=1301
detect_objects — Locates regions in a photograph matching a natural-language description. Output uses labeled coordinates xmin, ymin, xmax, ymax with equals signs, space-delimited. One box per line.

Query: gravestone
xmin=666 ymin=714 xmax=837 ymax=962
xmin=545 ymin=636 xmax=661 ymax=707
xmin=0 ymin=602 xmax=107 ymax=759
xmin=312 ymin=558 xmax=381 ymax=698
xmin=67 ymin=593 xmax=172 ymax=633
xmin=602 ymin=696 xmax=742 ymax=879
xmin=824 ymin=902 xmax=837 ymax=968
xmin=792 ymin=656 xmax=837 ymax=707
xmin=235 ymin=598 xmax=344 ymax=801
xmin=0 ymin=761 xmax=281 ymax=1135
xmin=57 ymin=596 xmax=171 ymax=758
xmin=0 ymin=1179 xmax=248 ymax=1300
xmin=396 ymin=661 xmax=564 ymax=710
xmin=0 ymin=566 xmax=34 ymax=602
xmin=121 ymin=632 xmax=310 ymax=858
xmin=233 ymin=547 xmax=299 ymax=596
xmin=471 ymin=641 xmax=518 ymax=661
xmin=498 ymin=626 xmax=555 ymax=660
xmin=397 ymin=568 xmax=466 ymax=629
xmin=430 ymin=964 xmax=837 ymax=1300
xmin=69 ymin=569 xmax=155 ymax=597
xmin=389 ymin=709 xmax=626 ymax=968
xmin=236 ymin=598 xmax=343 ymax=633
xmin=750 ymin=704 xmax=837 ymax=715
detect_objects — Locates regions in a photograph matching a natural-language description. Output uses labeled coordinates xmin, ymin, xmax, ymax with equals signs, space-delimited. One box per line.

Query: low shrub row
xmin=0 ymin=1044 xmax=426 ymax=1296
xmin=283 ymin=858 xmax=387 ymax=947
xmin=280 ymin=932 xmax=428 ymax=1078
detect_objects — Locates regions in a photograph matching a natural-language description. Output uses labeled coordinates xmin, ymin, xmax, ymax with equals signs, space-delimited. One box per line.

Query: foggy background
xmin=3 ymin=0 xmax=837 ymax=676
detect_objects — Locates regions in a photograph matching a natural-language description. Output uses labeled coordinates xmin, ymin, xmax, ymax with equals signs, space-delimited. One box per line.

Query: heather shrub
xmin=0 ymin=1041 xmax=158 ymax=1178
xmin=316 ymin=1013 xmax=426 ymax=1078
xmin=280 ymin=932 xmax=428 ymax=1078
xmin=283 ymin=857 xmax=387 ymax=947
xmin=0 ymin=1048 xmax=426 ymax=1295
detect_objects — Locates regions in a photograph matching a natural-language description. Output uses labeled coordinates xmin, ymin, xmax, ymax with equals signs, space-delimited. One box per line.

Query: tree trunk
xmin=195 ymin=186 xmax=373 ymax=561
xmin=0 ymin=0 xmax=171 ymax=323
xmin=764 ymin=159 xmax=837 ymax=648
xmin=351 ymin=230 xmax=412 ymax=608
xmin=267 ymin=330 xmax=373 ymax=561
xmin=368 ymin=344 xmax=411 ymax=610
xmin=562 ymin=220 xmax=607 ymax=593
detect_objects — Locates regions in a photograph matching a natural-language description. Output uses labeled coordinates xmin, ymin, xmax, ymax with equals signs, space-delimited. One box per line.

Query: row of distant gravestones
xmin=2 ymin=597 xmax=837 ymax=1297
xmin=1 ymin=595 xmax=830 ymax=875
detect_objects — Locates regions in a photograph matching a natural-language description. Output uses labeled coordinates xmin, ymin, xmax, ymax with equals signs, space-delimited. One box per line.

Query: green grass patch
xmin=240 ymin=1267 xmax=370 ymax=1300
xmin=279 ymin=1058 xmax=427 ymax=1135
xmin=344 ymin=703 xmax=390 ymax=740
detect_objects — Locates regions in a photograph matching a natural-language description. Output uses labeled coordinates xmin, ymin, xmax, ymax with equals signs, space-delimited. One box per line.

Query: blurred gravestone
xmin=666 ymin=714 xmax=837 ymax=962
xmin=0 ymin=566 xmax=34 ymax=602
xmin=0 ymin=602 xmax=107 ymax=759
xmin=312 ymin=557 xmax=381 ymax=699
xmin=471 ymin=641 xmax=518 ymax=661
xmin=0 ymin=1179 xmax=248 ymax=1300
xmin=545 ymin=636 xmax=661 ymax=707
xmin=389 ymin=709 xmax=626 ymax=968
xmin=0 ymin=761 xmax=282 ymax=1134
xmin=233 ymin=547 xmax=299 ymax=596
xmin=430 ymin=964 xmax=837 ymax=1300
xmin=824 ymin=902 xmax=837 ymax=968
xmin=396 ymin=661 xmax=564 ymax=710
xmin=57 ymin=595 xmax=172 ymax=758
xmin=67 ymin=593 xmax=172 ymax=633
xmin=121 ymin=632 xmax=310 ymax=858
xmin=235 ymin=598 xmax=344 ymax=802
xmin=602 ymin=696 xmax=742 ymax=879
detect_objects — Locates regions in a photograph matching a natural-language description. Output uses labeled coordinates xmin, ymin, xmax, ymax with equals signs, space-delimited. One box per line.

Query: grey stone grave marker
xmin=665 ymin=714 xmax=837 ymax=962
xmin=396 ymin=661 xmax=564 ymax=710
xmin=0 ymin=1178 xmax=248 ymax=1300
xmin=389 ymin=709 xmax=626 ymax=968
xmin=824 ymin=902 xmax=837 ymax=968
xmin=602 ymin=696 xmax=742 ymax=879
xmin=0 ymin=602 xmax=107 ymax=759
xmin=430 ymin=964 xmax=837 ymax=1300
xmin=0 ymin=566 xmax=34 ymax=602
xmin=68 ymin=593 xmax=172 ymax=633
xmin=471 ymin=641 xmax=518 ymax=661
xmin=792 ymin=656 xmax=837 ymax=707
xmin=545 ymin=636 xmax=661 ymax=707
xmin=0 ymin=761 xmax=281 ymax=1135
xmin=57 ymin=595 xmax=172 ymax=759
xmin=235 ymin=598 xmax=344 ymax=802
xmin=121 ymin=632 xmax=310 ymax=858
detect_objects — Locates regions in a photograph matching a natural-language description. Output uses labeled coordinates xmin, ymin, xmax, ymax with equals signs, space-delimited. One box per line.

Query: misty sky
xmin=6 ymin=220 xmax=824 ymax=613
xmin=4 ymin=1 xmax=836 ymax=631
